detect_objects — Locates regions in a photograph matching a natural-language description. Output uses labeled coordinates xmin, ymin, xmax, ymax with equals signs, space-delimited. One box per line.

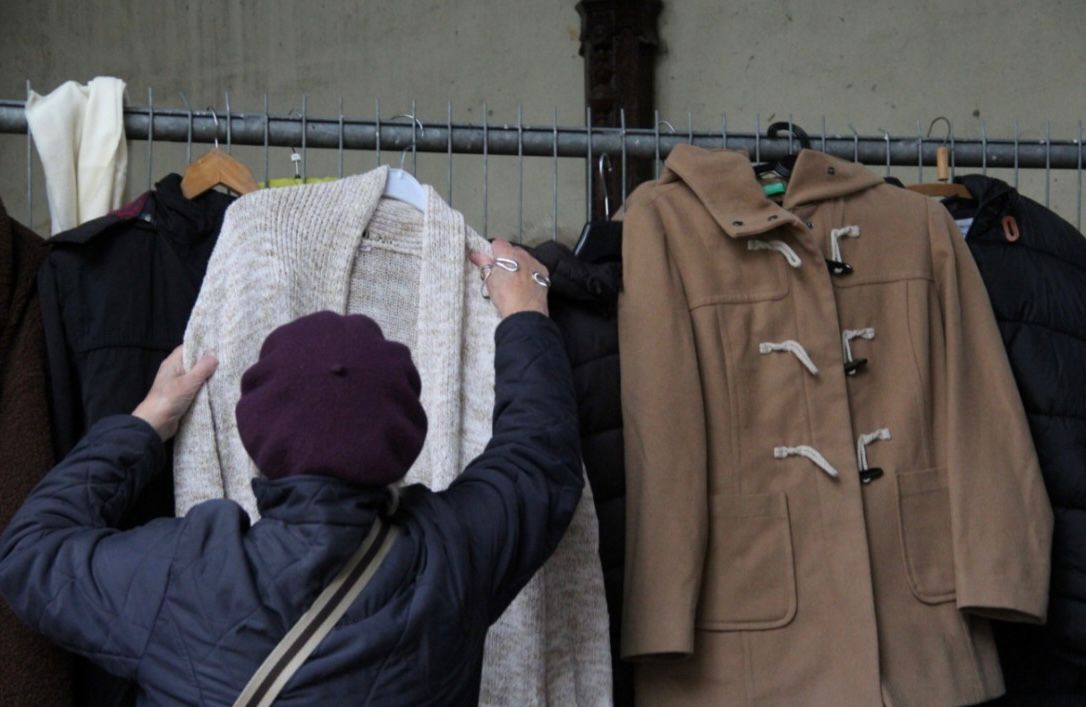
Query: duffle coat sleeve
xmin=618 ymin=196 xmax=708 ymax=661
xmin=928 ymin=200 xmax=1053 ymax=621
xmin=618 ymin=145 xmax=1053 ymax=706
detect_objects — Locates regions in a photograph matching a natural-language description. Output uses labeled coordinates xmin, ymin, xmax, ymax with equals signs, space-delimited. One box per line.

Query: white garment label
xmin=954 ymin=218 xmax=974 ymax=238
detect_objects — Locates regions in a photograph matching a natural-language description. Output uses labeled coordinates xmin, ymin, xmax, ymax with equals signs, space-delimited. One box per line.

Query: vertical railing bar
xmin=517 ymin=102 xmax=524 ymax=242
xmin=337 ymin=97 xmax=345 ymax=178
xmin=788 ymin=113 xmax=794 ymax=154
xmin=26 ymin=79 xmax=32 ymax=226
xmin=620 ymin=108 xmax=627 ymax=206
xmin=1045 ymin=120 xmax=1052 ymax=208
xmin=482 ymin=102 xmax=489 ymax=239
xmin=225 ymin=91 xmax=232 ymax=154
xmin=263 ymin=94 xmax=270 ymax=186
xmin=586 ymin=106 xmax=593 ymax=223
xmin=980 ymin=120 xmax=988 ymax=176
xmin=654 ymin=109 xmax=661 ymax=179
xmin=411 ymin=98 xmax=418 ymax=174
xmin=721 ymin=111 xmax=728 ymax=150
xmin=446 ymin=101 xmax=453 ymax=205
xmin=755 ymin=113 xmax=761 ymax=162
xmin=147 ymin=86 xmax=154 ymax=189
xmin=949 ymin=124 xmax=955 ymax=180
xmin=301 ymin=94 xmax=308 ymax=181
xmin=916 ymin=119 xmax=923 ymax=183
xmin=1077 ymin=120 xmax=1083 ymax=231
xmin=882 ymin=129 xmax=891 ymax=176
xmin=1014 ymin=120 xmax=1020 ymax=189
xmin=375 ymin=98 xmax=381 ymax=167
xmin=552 ymin=107 xmax=558 ymax=242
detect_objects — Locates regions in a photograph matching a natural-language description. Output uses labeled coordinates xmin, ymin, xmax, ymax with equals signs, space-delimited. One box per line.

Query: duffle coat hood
xmin=618 ymin=145 xmax=1054 ymax=706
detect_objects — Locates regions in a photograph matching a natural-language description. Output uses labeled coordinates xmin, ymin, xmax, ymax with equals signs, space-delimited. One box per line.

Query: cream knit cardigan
xmin=173 ymin=167 xmax=612 ymax=706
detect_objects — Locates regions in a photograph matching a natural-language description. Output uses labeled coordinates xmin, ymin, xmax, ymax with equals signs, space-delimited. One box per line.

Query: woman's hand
xmin=469 ymin=240 xmax=550 ymax=319
xmin=133 ymin=347 xmax=219 ymax=441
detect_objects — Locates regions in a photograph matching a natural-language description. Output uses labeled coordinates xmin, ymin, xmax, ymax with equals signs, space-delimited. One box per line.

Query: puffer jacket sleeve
xmin=437 ymin=311 xmax=584 ymax=622
xmin=929 ymin=200 xmax=1054 ymax=623
xmin=618 ymin=193 xmax=708 ymax=661
xmin=0 ymin=416 xmax=181 ymax=678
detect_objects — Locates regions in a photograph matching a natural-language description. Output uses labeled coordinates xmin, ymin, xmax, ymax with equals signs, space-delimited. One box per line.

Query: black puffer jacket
xmin=531 ymin=241 xmax=632 ymax=705
xmin=945 ymin=176 xmax=1086 ymax=704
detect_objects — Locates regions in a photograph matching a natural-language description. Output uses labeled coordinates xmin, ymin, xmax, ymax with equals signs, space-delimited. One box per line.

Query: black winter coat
xmin=0 ymin=312 xmax=583 ymax=707
xmin=945 ymin=176 xmax=1086 ymax=704
xmin=531 ymin=240 xmax=632 ymax=705
xmin=38 ymin=174 xmax=232 ymax=525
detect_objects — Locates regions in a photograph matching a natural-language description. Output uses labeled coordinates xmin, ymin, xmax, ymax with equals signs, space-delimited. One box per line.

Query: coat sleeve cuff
xmin=85 ymin=415 xmax=166 ymax=467
xmin=958 ymin=584 xmax=1049 ymax=625
xmin=621 ymin=612 xmax=695 ymax=662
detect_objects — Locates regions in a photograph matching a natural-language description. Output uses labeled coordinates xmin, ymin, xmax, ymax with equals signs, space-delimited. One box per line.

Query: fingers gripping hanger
xmin=381 ymin=113 xmax=427 ymax=212
xmin=907 ymin=117 xmax=971 ymax=199
xmin=180 ymin=103 xmax=259 ymax=199
xmin=573 ymin=153 xmax=623 ymax=262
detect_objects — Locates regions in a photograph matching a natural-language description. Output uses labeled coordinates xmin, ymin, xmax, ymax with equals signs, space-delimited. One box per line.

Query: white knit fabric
xmin=25 ymin=77 xmax=127 ymax=235
xmin=172 ymin=167 xmax=613 ymax=706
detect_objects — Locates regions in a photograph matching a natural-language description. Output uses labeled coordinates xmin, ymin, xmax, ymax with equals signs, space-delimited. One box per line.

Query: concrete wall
xmin=0 ymin=0 xmax=589 ymax=241
xmin=2 ymin=1 xmax=1085 ymax=241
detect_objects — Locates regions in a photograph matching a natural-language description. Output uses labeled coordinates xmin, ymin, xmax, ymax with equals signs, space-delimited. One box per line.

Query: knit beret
xmin=236 ymin=311 xmax=428 ymax=487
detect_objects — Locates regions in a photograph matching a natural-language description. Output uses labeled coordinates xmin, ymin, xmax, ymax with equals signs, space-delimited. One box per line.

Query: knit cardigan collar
xmin=304 ymin=166 xmax=468 ymax=489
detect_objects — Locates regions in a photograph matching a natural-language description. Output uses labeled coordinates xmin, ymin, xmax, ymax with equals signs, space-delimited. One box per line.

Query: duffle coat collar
xmin=660 ymin=145 xmax=883 ymax=239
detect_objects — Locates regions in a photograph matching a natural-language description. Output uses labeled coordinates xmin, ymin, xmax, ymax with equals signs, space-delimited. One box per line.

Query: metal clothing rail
xmin=3 ymin=99 xmax=1083 ymax=167
xmin=3 ymin=93 xmax=1085 ymax=234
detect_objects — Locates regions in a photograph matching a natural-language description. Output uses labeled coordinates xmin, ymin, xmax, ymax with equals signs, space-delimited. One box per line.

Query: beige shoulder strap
xmin=233 ymin=519 xmax=400 ymax=707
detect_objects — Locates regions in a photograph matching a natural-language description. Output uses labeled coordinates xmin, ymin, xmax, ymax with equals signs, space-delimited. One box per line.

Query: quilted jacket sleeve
xmin=0 ymin=416 xmax=180 ymax=679
xmin=618 ymin=194 xmax=709 ymax=660
xmin=929 ymin=200 xmax=1054 ymax=623
xmin=438 ymin=312 xmax=584 ymax=622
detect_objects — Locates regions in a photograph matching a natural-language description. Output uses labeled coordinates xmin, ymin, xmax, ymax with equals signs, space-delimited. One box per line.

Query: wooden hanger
xmin=181 ymin=108 xmax=258 ymax=199
xmin=903 ymin=119 xmax=973 ymax=198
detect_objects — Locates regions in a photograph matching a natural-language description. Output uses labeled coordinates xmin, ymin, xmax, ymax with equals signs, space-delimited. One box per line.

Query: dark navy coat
xmin=0 ymin=312 xmax=583 ymax=706
xmin=946 ymin=177 xmax=1086 ymax=704
xmin=530 ymin=240 xmax=632 ymax=705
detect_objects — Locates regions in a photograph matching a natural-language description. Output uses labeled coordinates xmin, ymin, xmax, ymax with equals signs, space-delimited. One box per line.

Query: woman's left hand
xmin=133 ymin=347 xmax=219 ymax=441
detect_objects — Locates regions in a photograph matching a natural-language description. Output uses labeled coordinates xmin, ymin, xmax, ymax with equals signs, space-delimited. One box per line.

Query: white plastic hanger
xmin=381 ymin=113 xmax=427 ymax=212
xmin=383 ymin=157 xmax=427 ymax=212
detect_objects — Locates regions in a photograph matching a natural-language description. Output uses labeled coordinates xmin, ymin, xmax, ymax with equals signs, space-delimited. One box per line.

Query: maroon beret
xmin=236 ymin=311 xmax=427 ymax=487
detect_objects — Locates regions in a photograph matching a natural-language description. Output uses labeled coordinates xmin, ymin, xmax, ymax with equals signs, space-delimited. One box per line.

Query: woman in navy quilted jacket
xmin=0 ymin=241 xmax=582 ymax=706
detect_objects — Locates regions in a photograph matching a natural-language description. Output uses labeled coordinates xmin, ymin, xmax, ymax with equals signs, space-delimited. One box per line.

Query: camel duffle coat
xmin=618 ymin=145 xmax=1054 ymax=707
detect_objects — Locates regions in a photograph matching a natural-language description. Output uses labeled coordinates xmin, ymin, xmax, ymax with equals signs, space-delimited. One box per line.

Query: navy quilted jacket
xmin=531 ymin=240 xmax=631 ymax=706
xmin=0 ymin=312 xmax=582 ymax=706
xmin=945 ymin=177 xmax=1086 ymax=703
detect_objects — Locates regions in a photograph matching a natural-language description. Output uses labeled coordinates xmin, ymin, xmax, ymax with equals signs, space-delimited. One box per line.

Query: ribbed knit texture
xmin=172 ymin=167 xmax=612 ymax=706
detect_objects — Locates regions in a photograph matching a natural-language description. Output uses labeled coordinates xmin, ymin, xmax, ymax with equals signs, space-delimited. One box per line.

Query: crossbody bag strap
xmin=233 ymin=518 xmax=400 ymax=707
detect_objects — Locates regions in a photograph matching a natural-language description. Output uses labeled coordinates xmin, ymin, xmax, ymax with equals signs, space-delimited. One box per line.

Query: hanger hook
xmin=655 ymin=120 xmax=677 ymax=134
xmin=388 ymin=113 xmax=425 ymax=134
xmin=926 ymin=116 xmax=952 ymax=145
xmin=399 ymin=146 xmax=412 ymax=170
xmin=206 ymin=106 xmax=220 ymax=150
xmin=597 ymin=154 xmax=613 ymax=217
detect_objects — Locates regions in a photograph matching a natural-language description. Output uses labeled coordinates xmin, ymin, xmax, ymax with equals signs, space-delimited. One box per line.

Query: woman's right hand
xmin=469 ymin=240 xmax=550 ymax=319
